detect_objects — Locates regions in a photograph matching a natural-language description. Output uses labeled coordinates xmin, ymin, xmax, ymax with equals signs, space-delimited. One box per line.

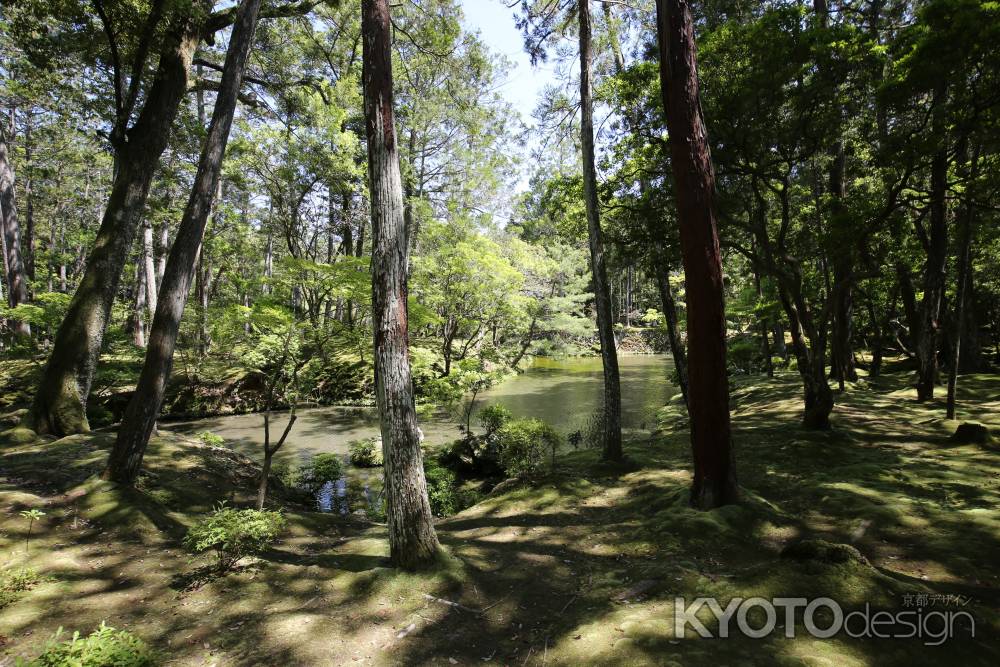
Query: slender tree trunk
xmin=656 ymin=0 xmax=737 ymax=508
xmin=142 ymin=219 xmax=158 ymax=316
xmin=0 ymin=114 xmax=30 ymax=337
xmin=815 ymin=0 xmax=856 ymax=390
xmin=753 ymin=268 xmax=773 ymax=378
xmin=362 ymin=0 xmax=439 ymax=570
xmin=23 ymin=112 xmax=35 ymax=283
xmin=653 ymin=261 xmax=689 ymax=404
xmin=105 ymin=0 xmax=263 ymax=485
xmin=131 ymin=262 xmax=147 ymax=348
xmin=156 ymin=224 xmax=168 ymax=285
xmin=578 ymin=0 xmax=623 ymax=461
xmin=916 ymin=84 xmax=949 ymax=401
xmin=25 ymin=12 xmax=206 ymax=437
xmin=946 ymin=148 xmax=978 ymax=419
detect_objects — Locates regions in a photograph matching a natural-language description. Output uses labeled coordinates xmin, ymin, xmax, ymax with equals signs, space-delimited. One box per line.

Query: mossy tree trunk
xmin=0 ymin=110 xmax=30 ymax=338
xmin=362 ymin=0 xmax=440 ymax=570
xmin=105 ymin=0 xmax=265 ymax=485
xmin=25 ymin=9 xmax=208 ymax=437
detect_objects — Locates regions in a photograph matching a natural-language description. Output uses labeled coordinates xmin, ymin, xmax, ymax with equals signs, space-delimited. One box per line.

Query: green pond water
xmin=164 ymin=354 xmax=676 ymax=508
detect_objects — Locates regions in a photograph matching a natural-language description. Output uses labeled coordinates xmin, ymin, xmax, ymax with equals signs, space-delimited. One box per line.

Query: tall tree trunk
xmin=0 ymin=112 xmax=30 ymax=337
xmin=656 ymin=0 xmax=737 ymax=508
xmin=105 ymin=0 xmax=263 ymax=485
xmin=23 ymin=111 xmax=35 ymax=283
xmin=815 ymin=0 xmax=856 ymax=390
xmin=25 ymin=11 xmax=206 ymax=437
xmin=578 ymin=0 xmax=623 ymax=461
xmin=946 ymin=147 xmax=978 ymax=419
xmin=362 ymin=0 xmax=439 ymax=570
xmin=916 ymin=85 xmax=949 ymax=402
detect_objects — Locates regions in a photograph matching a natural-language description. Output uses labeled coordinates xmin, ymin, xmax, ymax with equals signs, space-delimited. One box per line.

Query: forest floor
xmin=1 ymin=367 xmax=999 ymax=665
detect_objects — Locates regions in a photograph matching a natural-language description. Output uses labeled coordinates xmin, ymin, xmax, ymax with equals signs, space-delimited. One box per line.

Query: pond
xmin=164 ymin=354 xmax=676 ymax=511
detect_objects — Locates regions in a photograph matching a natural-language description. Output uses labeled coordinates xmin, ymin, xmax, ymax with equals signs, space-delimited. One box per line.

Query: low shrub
xmin=422 ymin=456 xmax=480 ymax=516
xmin=497 ymin=418 xmax=561 ymax=478
xmin=348 ymin=438 xmax=383 ymax=467
xmin=183 ymin=504 xmax=286 ymax=572
xmin=0 ymin=566 xmax=41 ymax=609
xmin=298 ymin=453 xmax=345 ymax=494
xmin=478 ymin=404 xmax=512 ymax=436
xmin=197 ymin=431 xmax=226 ymax=448
xmin=28 ymin=622 xmax=154 ymax=667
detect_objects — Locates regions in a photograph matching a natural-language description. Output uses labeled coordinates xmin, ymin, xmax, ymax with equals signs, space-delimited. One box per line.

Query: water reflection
xmin=164 ymin=354 xmax=675 ymax=512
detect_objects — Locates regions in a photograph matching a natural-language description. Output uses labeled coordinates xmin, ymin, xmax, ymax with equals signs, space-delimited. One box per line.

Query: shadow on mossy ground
xmin=1 ymin=369 xmax=999 ymax=665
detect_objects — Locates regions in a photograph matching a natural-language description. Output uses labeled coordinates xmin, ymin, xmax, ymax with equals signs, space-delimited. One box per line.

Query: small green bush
xmin=478 ymin=404 xmax=512 ymax=436
xmin=0 ymin=567 xmax=41 ymax=609
xmin=497 ymin=418 xmax=561 ymax=478
xmin=269 ymin=460 xmax=298 ymax=488
xmin=298 ymin=453 xmax=345 ymax=494
xmin=26 ymin=622 xmax=154 ymax=667
xmin=197 ymin=431 xmax=226 ymax=448
xmin=183 ymin=504 xmax=286 ymax=572
xmin=424 ymin=456 xmax=461 ymax=516
xmin=348 ymin=438 xmax=383 ymax=467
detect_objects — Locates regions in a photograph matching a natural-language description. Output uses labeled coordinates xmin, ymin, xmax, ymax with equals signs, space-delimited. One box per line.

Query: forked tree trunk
xmin=656 ymin=0 xmax=737 ymax=508
xmin=25 ymin=10 xmax=208 ymax=437
xmin=362 ymin=0 xmax=439 ymax=570
xmin=578 ymin=0 xmax=623 ymax=461
xmin=105 ymin=0 xmax=264 ymax=485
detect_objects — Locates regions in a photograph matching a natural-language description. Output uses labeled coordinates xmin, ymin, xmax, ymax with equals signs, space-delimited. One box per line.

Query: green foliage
xmin=478 ymin=404 xmax=513 ymax=436
xmin=298 ymin=453 xmax=344 ymax=494
xmin=20 ymin=508 xmax=45 ymax=549
xmin=497 ymin=419 xmax=561 ymax=479
xmin=0 ymin=567 xmax=41 ymax=609
xmin=348 ymin=438 xmax=383 ymax=467
xmin=25 ymin=622 xmax=154 ymax=667
xmin=183 ymin=504 xmax=287 ymax=572
xmin=422 ymin=455 xmax=479 ymax=517
xmin=197 ymin=431 xmax=226 ymax=448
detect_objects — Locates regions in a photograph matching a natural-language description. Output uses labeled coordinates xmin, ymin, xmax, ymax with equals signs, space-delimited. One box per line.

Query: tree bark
xmin=946 ymin=147 xmax=978 ymax=419
xmin=915 ymin=82 xmax=949 ymax=401
xmin=25 ymin=8 xmax=208 ymax=437
xmin=578 ymin=0 xmax=623 ymax=461
xmin=105 ymin=0 xmax=264 ymax=485
xmin=362 ymin=0 xmax=440 ymax=570
xmin=656 ymin=0 xmax=738 ymax=508
xmin=0 ymin=111 xmax=30 ymax=337
xmin=142 ymin=219 xmax=158 ymax=316
xmin=653 ymin=261 xmax=689 ymax=404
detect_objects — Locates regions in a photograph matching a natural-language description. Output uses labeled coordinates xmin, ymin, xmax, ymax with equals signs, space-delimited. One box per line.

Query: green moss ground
xmin=1 ymin=369 xmax=998 ymax=665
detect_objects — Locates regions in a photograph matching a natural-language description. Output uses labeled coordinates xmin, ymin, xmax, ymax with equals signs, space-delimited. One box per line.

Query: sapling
xmin=19 ymin=509 xmax=45 ymax=550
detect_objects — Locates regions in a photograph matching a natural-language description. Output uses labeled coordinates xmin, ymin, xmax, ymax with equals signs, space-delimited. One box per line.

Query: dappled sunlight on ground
xmin=2 ymin=369 xmax=999 ymax=664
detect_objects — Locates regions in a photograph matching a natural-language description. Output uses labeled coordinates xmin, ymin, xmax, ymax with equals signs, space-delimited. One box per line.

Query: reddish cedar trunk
xmin=25 ymin=7 xmax=209 ymax=437
xmin=105 ymin=0 xmax=264 ymax=485
xmin=0 ymin=117 xmax=30 ymax=338
xmin=578 ymin=0 xmax=623 ymax=461
xmin=655 ymin=0 xmax=738 ymax=508
xmin=362 ymin=0 xmax=440 ymax=570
